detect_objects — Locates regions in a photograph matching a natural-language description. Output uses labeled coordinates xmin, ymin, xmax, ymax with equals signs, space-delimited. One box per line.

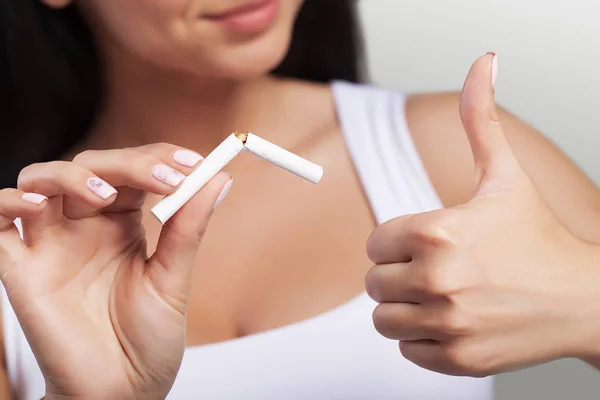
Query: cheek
xmin=89 ymin=0 xmax=304 ymax=79
xmin=84 ymin=0 xmax=189 ymax=55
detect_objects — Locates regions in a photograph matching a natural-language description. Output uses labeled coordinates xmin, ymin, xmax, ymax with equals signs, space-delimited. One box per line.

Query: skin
xmin=366 ymin=55 xmax=600 ymax=377
xmin=0 ymin=0 xmax=598 ymax=398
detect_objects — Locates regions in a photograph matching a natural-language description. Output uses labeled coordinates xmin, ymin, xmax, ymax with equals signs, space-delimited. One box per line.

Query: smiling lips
xmin=202 ymin=0 xmax=280 ymax=34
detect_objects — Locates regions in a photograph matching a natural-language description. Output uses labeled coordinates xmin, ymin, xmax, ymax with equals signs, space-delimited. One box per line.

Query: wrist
xmin=575 ymin=242 xmax=600 ymax=368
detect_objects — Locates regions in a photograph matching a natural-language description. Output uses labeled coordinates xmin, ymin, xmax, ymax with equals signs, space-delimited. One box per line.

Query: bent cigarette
xmin=243 ymin=133 xmax=323 ymax=184
xmin=151 ymin=132 xmax=324 ymax=224
xmin=151 ymin=133 xmax=244 ymax=224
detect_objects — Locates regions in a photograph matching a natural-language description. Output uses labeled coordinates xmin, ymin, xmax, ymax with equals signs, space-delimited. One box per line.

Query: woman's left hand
xmin=364 ymin=53 xmax=600 ymax=377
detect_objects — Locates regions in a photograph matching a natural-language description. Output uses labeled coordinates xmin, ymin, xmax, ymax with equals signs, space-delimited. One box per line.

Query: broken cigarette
xmin=243 ymin=133 xmax=323 ymax=184
xmin=151 ymin=133 xmax=244 ymax=224
xmin=151 ymin=132 xmax=323 ymax=224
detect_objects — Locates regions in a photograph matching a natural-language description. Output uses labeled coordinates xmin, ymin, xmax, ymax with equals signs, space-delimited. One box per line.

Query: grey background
xmin=359 ymin=1 xmax=600 ymax=399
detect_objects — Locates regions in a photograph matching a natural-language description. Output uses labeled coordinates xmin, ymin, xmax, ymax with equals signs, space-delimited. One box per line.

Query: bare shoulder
xmin=405 ymin=91 xmax=600 ymax=240
xmin=405 ymin=92 xmax=474 ymax=207
xmin=406 ymin=91 xmax=599 ymax=204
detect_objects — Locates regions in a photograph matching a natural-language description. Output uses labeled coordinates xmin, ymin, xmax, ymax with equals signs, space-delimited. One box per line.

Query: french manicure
xmin=22 ymin=193 xmax=48 ymax=205
xmin=87 ymin=178 xmax=118 ymax=200
xmin=491 ymin=53 xmax=499 ymax=88
xmin=173 ymin=150 xmax=203 ymax=167
xmin=152 ymin=164 xmax=186 ymax=187
xmin=213 ymin=178 xmax=234 ymax=209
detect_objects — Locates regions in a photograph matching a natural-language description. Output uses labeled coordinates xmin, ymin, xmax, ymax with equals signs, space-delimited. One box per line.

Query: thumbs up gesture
xmin=365 ymin=53 xmax=600 ymax=376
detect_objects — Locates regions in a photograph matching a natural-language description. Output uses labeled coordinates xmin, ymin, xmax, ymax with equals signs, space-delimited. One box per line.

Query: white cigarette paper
xmin=151 ymin=132 xmax=324 ymax=224
xmin=243 ymin=133 xmax=323 ymax=184
xmin=151 ymin=133 xmax=244 ymax=224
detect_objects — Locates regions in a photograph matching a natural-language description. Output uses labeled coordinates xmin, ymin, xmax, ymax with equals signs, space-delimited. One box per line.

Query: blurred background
xmin=359 ymin=0 xmax=600 ymax=399
xmin=359 ymin=0 xmax=600 ymax=185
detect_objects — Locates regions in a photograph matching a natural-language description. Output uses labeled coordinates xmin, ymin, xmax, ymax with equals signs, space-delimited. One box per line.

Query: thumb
xmin=459 ymin=53 xmax=521 ymax=195
xmin=147 ymin=172 xmax=232 ymax=302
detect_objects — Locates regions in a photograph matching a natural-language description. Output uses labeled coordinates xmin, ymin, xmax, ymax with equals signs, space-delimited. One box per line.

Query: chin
xmin=194 ymin=27 xmax=293 ymax=81
xmin=219 ymin=40 xmax=290 ymax=80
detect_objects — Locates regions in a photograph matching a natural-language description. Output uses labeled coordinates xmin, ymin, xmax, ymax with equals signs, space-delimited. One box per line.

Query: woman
xmin=0 ymin=1 xmax=598 ymax=399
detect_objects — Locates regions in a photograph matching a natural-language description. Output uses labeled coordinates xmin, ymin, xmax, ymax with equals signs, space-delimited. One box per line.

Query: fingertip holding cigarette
xmin=151 ymin=132 xmax=324 ymax=224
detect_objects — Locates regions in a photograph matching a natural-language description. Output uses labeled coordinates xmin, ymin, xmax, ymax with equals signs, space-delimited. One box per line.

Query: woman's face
xmin=71 ymin=0 xmax=304 ymax=79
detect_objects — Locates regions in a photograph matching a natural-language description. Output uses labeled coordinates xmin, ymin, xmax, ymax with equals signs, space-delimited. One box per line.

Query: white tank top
xmin=2 ymin=81 xmax=494 ymax=399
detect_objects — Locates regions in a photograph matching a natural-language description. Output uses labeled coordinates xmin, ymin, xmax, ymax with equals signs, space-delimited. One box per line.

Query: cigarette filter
xmin=150 ymin=133 xmax=244 ymax=224
xmin=243 ymin=133 xmax=323 ymax=184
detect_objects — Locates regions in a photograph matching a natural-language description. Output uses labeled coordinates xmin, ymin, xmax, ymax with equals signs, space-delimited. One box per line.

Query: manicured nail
xmin=173 ymin=150 xmax=203 ymax=167
xmin=22 ymin=193 xmax=48 ymax=205
xmin=213 ymin=178 xmax=234 ymax=209
xmin=491 ymin=53 xmax=499 ymax=88
xmin=87 ymin=178 xmax=117 ymax=200
xmin=152 ymin=164 xmax=186 ymax=187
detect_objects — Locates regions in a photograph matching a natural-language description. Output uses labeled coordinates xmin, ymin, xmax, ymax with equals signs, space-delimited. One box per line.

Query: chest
xmin=142 ymin=130 xmax=377 ymax=345
xmin=165 ymin=296 xmax=495 ymax=400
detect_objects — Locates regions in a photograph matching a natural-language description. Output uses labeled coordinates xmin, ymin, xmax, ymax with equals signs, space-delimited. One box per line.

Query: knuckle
xmin=371 ymin=305 xmax=393 ymax=336
xmin=459 ymin=105 xmax=478 ymax=125
xmin=415 ymin=223 xmax=451 ymax=248
xmin=44 ymin=162 xmax=71 ymax=182
xmin=365 ymin=229 xmax=379 ymax=261
xmin=72 ymin=150 xmax=96 ymax=164
xmin=141 ymin=142 xmax=176 ymax=155
xmin=17 ymin=162 xmax=66 ymax=190
xmin=365 ymin=225 xmax=389 ymax=262
xmin=136 ymin=151 xmax=161 ymax=170
xmin=17 ymin=163 xmax=40 ymax=188
xmin=419 ymin=269 xmax=452 ymax=295
xmin=18 ymin=161 xmax=86 ymax=191
xmin=437 ymin=308 xmax=472 ymax=337
xmin=116 ymin=148 xmax=157 ymax=171
xmin=126 ymin=152 xmax=161 ymax=179
xmin=154 ymin=142 xmax=175 ymax=151
xmin=443 ymin=344 xmax=471 ymax=373
xmin=366 ymin=214 xmax=415 ymax=262
xmin=419 ymin=263 xmax=470 ymax=297
xmin=443 ymin=343 xmax=490 ymax=377
xmin=398 ymin=341 xmax=416 ymax=361
xmin=413 ymin=215 xmax=459 ymax=249
xmin=364 ymin=266 xmax=383 ymax=302
xmin=459 ymin=99 xmax=484 ymax=128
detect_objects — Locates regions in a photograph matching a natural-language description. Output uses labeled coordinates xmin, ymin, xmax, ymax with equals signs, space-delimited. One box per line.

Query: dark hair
xmin=0 ymin=1 xmax=365 ymax=189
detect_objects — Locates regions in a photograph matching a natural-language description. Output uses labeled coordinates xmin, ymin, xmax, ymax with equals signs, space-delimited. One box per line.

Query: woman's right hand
xmin=0 ymin=144 xmax=231 ymax=399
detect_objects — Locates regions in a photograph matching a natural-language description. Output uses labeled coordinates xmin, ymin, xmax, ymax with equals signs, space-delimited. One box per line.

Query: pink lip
xmin=203 ymin=0 xmax=280 ymax=34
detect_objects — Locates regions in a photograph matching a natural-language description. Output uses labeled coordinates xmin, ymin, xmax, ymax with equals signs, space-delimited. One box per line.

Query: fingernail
xmin=87 ymin=178 xmax=117 ymax=200
xmin=491 ymin=53 xmax=499 ymax=88
xmin=173 ymin=150 xmax=203 ymax=167
xmin=22 ymin=193 xmax=48 ymax=205
xmin=213 ymin=178 xmax=234 ymax=209
xmin=152 ymin=164 xmax=186 ymax=187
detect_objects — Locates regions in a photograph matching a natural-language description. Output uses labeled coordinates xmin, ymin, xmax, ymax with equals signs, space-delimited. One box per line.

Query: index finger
xmin=367 ymin=210 xmax=458 ymax=265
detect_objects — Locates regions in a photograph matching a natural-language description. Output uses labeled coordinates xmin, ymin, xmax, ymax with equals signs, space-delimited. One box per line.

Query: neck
xmin=87 ymin=50 xmax=281 ymax=155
